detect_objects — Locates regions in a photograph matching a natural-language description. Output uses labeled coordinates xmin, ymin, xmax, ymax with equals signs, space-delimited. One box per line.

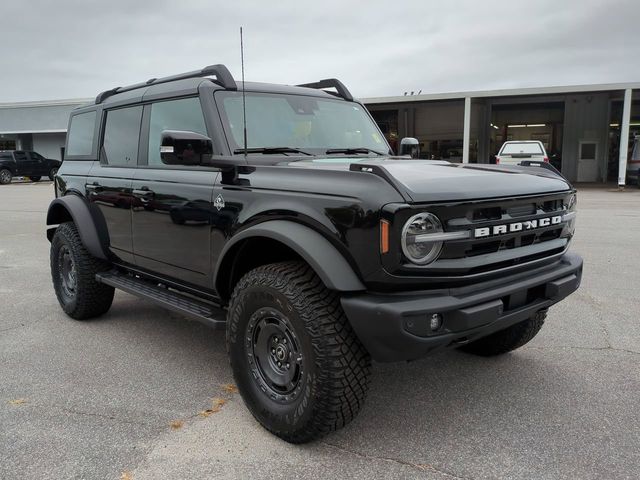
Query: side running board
xmin=96 ymin=271 xmax=226 ymax=330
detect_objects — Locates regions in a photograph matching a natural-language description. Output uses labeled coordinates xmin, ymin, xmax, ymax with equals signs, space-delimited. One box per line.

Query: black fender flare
xmin=46 ymin=195 xmax=110 ymax=260
xmin=215 ymin=220 xmax=366 ymax=293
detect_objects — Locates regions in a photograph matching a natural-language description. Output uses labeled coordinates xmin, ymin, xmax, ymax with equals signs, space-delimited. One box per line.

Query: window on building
xmin=148 ymin=98 xmax=207 ymax=166
xmin=67 ymin=111 xmax=97 ymax=156
xmin=102 ymin=106 xmax=143 ymax=166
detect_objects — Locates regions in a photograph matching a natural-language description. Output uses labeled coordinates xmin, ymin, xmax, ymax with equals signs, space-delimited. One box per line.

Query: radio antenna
xmin=240 ymin=26 xmax=248 ymax=158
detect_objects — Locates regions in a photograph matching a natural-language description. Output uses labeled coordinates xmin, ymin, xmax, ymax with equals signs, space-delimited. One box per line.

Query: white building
xmin=0 ymin=82 xmax=638 ymax=185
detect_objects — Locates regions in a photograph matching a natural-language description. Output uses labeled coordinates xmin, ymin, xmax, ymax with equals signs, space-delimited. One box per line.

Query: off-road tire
xmin=459 ymin=310 xmax=547 ymax=356
xmin=50 ymin=222 xmax=114 ymax=320
xmin=48 ymin=168 xmax=58 ymax=181
xmin=29 ymin=176 xmax=41 ymax=182
xmin=227 ymin=261 xmax=371 ymax=443
xmin=0 ymin=168 xmax=12 ymax=184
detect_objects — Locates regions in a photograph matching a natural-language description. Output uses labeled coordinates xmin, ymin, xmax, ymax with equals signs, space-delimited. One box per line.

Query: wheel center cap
xmin=275 ymin=345 xmax=287 ymax=361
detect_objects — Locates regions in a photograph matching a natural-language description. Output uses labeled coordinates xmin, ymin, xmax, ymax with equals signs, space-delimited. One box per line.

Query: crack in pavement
xmin=525 ymin=344 xmax=640 ymax=356
xmin=0 ymin=323 xmax=25 ymax=333
xmin=320 ymin=441 xmax=472 ymax=479
xmin=52 ymin=405 xmax=160 ymax=429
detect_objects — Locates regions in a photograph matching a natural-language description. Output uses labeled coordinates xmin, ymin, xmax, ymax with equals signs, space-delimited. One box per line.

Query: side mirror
xmin=399 ymin=137 xmax=420 ymax=158
xmin=160 ymin=130 xmax=213 ymax=165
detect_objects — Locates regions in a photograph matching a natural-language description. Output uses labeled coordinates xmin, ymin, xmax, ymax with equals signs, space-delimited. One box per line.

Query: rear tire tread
xmin=460 ymin=311 xmax=547 ymax=356
xmin=50 ymin=222 xmax=114 ymax=320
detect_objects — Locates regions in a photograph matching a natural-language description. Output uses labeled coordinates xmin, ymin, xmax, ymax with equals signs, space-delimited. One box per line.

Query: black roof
xmin=92 ymin=64 xmax=354 ymax=108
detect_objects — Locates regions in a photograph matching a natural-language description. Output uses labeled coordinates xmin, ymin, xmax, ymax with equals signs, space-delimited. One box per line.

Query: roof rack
xmin=297 ymin=78 xmax=354 ymax=102
xmin=95 ymin=64 xmax=237 ymax=104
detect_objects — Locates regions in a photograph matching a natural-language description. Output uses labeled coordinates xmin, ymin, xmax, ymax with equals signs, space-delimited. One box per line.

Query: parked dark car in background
xmin=0 ymin=150 xmax=61 ymax=184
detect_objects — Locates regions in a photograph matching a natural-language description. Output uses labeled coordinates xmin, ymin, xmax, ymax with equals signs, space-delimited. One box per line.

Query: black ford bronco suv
xmin=46 ymin=64 xmax=582 ymax=443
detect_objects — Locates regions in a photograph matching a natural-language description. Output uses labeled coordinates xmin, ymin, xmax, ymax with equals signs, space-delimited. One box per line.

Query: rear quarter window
xmin=500 ymin=143 xmax=544 ymax=155
xmin=67 ymin=111 xmax=97 ymax=157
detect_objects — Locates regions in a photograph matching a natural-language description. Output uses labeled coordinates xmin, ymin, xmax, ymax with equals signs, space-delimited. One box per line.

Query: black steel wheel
xmin=246 ymin=307 xmax=305 ymax=403
xmin=50 ymin=222 xmax=114 ymax=320
xmin=0 ymin=168 xmax=12 ymax=185
xmin=48 ymin=168 xmax=58 ymax=181
xmin=227 ymin=261 xmax=371 ymax=443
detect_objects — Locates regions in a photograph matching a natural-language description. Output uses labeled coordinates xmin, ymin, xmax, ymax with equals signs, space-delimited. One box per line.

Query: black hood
xmin=287 ymin=158 xmax=571 ymax=203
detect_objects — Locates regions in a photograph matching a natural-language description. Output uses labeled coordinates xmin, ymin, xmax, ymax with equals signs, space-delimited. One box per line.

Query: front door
xmin=131 ymin=97 xmax=218 ymax=288
xmin=13 ymin=151 xmax=34 ymax=176
xmin=577 ymin=140 xmax=599 ymax=182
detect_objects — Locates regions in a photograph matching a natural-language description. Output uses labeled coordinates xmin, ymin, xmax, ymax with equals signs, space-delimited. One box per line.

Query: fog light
xmin=430 ymin=313 xmax=443 ymax=331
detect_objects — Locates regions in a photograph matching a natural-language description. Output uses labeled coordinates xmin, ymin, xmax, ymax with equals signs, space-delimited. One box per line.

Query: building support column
xmin=463 ymin=97 xmax=471 ymax=163
xmin=618 ymin=88 xmax=632 ymax=188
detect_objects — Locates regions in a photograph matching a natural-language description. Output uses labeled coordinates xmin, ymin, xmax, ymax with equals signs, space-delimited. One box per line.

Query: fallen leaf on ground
xmin=169 ymin=420 xmax=183 ymax=430
xmin=221 ymin=383 xmax=238 ymax=394
xmin=121 ymin=471 xmax=133 ymax=480
xmin=199 ymin=397 xmax=227 ymax=417
xmin=8 ymin=398 xmax=27 ymax=405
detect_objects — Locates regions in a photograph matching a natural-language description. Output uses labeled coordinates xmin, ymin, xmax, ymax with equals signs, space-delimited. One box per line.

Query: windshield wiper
xmin=233 ymin=147 xmax=313 ymax=156
xmin=325 ymin=147 xmax=385 ymax=156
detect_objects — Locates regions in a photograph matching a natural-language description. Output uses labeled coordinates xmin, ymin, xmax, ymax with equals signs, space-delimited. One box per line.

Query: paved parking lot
xmin=1 ymin=181 xmax=639 ymax=480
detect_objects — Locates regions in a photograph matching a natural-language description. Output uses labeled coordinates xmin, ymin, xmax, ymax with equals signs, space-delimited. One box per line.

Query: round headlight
xmin=401 ymin=212 xmax=444 ymax=265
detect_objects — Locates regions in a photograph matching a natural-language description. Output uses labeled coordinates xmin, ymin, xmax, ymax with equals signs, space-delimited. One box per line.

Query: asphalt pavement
xmin=1 ymin=181 xmax=639 ymax=479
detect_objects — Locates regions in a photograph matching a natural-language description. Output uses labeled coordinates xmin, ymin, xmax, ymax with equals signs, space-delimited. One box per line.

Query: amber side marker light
xmin=380 ymin=219 xmax=390 ymax=254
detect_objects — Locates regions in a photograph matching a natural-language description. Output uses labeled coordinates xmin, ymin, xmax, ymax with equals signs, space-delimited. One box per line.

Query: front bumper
xmin=341 ymin=252 xmax=583 ymax=362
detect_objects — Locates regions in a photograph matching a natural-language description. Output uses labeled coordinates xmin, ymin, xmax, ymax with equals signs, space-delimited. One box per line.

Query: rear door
xmin=131 ymin=96 xmax=218 ymax=288
xmin=27 ymin=151 xmax=48 ymax=175
xmin=87 ymin=105 xmax=143 ymax=264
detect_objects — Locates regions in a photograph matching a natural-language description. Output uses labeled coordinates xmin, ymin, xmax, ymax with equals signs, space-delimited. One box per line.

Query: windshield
xmin=500 ymin=142 xmax=544 ymax=155
xmin=216 ymin=91 xmax=389 ymax=155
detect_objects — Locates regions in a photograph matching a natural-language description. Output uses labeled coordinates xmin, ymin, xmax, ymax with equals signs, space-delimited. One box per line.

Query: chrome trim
xmin=413 ymin=230 xmax=470 ymax=243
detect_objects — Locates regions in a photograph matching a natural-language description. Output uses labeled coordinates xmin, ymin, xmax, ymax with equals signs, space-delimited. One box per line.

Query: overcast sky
xmin=1 ymin=0 xmax=637 ymax=102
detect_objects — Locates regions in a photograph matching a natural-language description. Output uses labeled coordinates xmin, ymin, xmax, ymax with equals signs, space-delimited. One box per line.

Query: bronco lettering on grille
xmin=474 ymin=215 xmax=562 ymax=238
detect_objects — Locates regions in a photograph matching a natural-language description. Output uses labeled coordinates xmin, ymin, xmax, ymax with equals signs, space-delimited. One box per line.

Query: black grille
xmin=399 ymin=192 xmax=574 ymax=278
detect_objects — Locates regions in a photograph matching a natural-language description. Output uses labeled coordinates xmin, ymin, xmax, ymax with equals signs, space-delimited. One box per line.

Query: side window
xmin=148 ymin=98 xmax=207 ymax=166
xmin=102 ymin=106 xmax=143 ymax=166
xmin=14 ymin=151 xmax=27 ymax=162
xmin=67 ymin=111 xmax=97 ymax=157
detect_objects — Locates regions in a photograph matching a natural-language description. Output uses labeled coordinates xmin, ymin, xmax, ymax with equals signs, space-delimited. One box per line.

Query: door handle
xmin=86 ymin=183 xmax=103 ymax=194
xmin=133 ymin=188 xmax=155 ymax=200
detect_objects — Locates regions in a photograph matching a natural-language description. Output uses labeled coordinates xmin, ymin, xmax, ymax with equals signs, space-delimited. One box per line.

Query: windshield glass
xmin=500 ymin=142 xmax=544 ymax=155
xmin=216 ymin=91 xmax=388 ymax=154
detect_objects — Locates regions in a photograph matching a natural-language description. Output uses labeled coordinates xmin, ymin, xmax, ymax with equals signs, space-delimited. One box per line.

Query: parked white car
xmin=496 ymin=140 xmax=548 ymax=166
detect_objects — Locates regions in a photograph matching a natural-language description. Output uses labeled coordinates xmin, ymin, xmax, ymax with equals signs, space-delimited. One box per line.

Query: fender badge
xmin=214 ymin=194 xmax=225 ymax=211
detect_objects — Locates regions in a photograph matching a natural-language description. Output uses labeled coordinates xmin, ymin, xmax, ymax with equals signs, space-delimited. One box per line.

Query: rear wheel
xmin=459 ymin=310 xmax=547 ymax=356
xmin=29 ymin=176 xmax=41 ymax=182
xmin=0 ymin=169 xmax=12 ymax=184
xmin=227 ymin=261 xmax=371 ymax=443
xmin=50 ymin=222 xmax=114 ymax=320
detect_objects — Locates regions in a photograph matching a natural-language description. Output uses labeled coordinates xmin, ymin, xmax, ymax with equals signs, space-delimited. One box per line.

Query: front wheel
xmin=458 ymin=310 xmax=547 ymax=356
xmin=48 ymin=167 xmax=58 ymax=181
xmin=50 ymin=222 xmax=114 ymax=320
xmin=0 ymin=168 xmax=12 ymax=184
xmin=227 ymin=261 xmax=371 ymax=443
xmin=29 ymin=176 xmax=41 ymax=182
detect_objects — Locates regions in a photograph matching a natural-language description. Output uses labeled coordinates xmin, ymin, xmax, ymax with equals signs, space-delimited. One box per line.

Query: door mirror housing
xmin=399 ymin=137 xmax=420 ymax=158
xmin=160 ymin=130 xmax=213 ymax=165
